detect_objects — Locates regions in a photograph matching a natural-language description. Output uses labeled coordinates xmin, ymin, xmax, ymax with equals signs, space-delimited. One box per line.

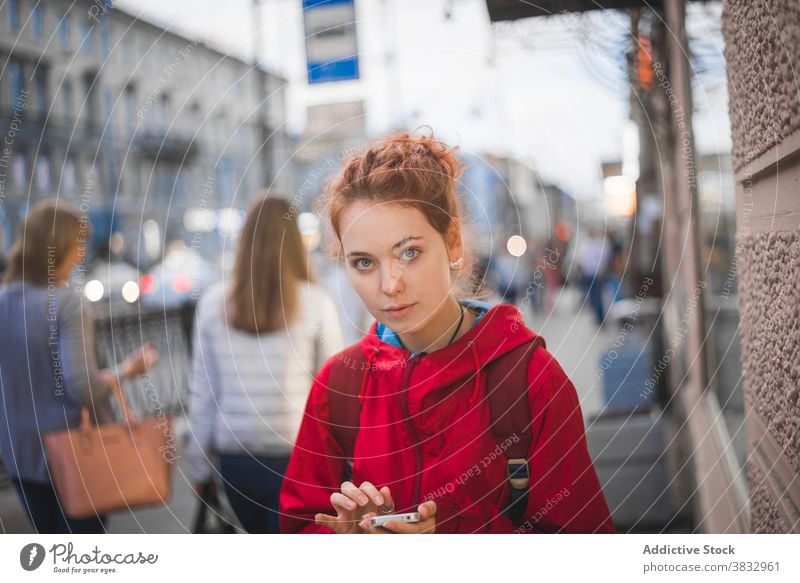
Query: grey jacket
xmin=0 ymin=281 xmax=115 ymax=483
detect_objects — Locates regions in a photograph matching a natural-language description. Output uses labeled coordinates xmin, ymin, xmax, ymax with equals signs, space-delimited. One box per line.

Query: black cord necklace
xmin=445 ymin=303 xmax=466 ymax=347
xmin=398 ymin=302 xmax=466 ymax=354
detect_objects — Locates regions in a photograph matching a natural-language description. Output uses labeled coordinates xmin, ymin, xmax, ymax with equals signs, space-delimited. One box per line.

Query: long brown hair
xmin=3 ymin=199 xmax=90 ymax=286
xmin=227 ymin=195 xmax=314 ymax=334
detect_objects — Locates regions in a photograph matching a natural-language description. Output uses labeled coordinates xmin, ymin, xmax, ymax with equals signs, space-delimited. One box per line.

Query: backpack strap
xmin=326 ymin=342 xmax=368 ymax=482
xmin=485 ymin=337 xmax=544 ymax=523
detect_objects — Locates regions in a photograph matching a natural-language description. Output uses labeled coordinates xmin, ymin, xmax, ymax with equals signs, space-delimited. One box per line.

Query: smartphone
xmin=369 ymin=512 xmax=420 ymax=528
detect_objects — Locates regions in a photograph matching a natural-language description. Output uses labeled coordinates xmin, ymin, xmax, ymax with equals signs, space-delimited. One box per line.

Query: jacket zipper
xmin=400 ymin=352 xmax=425 ymax=508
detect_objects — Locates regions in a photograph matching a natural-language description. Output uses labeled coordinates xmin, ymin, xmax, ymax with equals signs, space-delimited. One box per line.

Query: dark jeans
xmin=218 ymin=453 xmax=289 ymax=534
xmin=583 ymin=275 xmax=606 ymax=326
xmin=11 ymin=479 xmax=108 ymax=534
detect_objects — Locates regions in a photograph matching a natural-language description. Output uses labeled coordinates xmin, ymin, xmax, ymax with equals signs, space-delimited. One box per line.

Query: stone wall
xmin=723 ymin=0 xmax=800 ymax=533
xmin=723 ymin=0 xmax=800 ymax=171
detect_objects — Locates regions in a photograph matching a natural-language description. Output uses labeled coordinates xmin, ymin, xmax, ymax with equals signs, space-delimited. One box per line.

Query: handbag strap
xmin=79 ymin=372 xmax=138 ymax=431
xmin=106 ymin=374 xmax=138 ymax=426
xmin=45 ymin=289 xmax=138 ymax=431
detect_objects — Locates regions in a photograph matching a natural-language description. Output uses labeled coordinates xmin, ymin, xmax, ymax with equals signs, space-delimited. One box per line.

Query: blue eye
xmin=402 ymin=247 xmax=420 ymax=261
xmin=353 ymin=258 xmax=373 ymax=271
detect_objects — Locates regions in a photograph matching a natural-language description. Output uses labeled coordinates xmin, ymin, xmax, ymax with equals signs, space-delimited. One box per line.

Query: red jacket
xmin=279 ymin=303 xmax=615 ymax=534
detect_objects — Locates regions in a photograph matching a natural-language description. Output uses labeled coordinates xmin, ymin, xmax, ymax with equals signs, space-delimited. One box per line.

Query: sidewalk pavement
xmin=522 ymin=284 xmax=614 ymax=421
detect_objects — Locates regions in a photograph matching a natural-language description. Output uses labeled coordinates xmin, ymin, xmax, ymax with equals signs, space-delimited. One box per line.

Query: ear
xmin=445 ymin=220 xmax=463 ymax=261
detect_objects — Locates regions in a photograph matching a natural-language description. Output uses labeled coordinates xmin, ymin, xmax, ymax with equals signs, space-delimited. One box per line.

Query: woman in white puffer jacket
xmin=187 ymin=195 xmax=344 ymax=533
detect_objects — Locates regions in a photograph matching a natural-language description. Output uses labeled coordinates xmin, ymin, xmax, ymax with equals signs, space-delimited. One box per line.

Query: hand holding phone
xmin=315 ymin=481 xmax=395 ymax=535
xmin=359 ymin=500 xmax=437 ymax=534
xmin=369 ymin=512 xmax=420 ymax=528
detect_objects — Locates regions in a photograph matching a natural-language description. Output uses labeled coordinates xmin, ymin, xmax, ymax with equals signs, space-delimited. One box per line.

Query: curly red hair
xmin=316 ymin=129 xmax=486 ymax=298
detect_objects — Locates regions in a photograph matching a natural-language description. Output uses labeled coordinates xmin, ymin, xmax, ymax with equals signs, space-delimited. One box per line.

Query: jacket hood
xmin=358 ymin=302 xmax=545 ymax=405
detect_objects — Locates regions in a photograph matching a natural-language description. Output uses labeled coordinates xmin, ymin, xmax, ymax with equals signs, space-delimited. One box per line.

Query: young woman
xmin=279 ymin=132 xmax=615 ymax=534
xmin=0 ymin=200 xmax=157 ymax=534
xmin=187 ymin=195 xmax=344 ymax=533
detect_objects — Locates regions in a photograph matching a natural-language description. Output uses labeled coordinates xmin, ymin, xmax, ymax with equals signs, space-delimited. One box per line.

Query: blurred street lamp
xmin=183 ymin=208 xmax=215 ymax=232
xmin=121 ymin=280 xmax=140 ymax=303
xmin=84 ymin=280 xmax=104 ymax=302
xmin=143 ymin=219 xmax=161 ymax=264
xmin=216 ymin=207 xmax=245 ymax=237
xmin=603 ymin=174 xmax=637 ymax=218
xmin=506 ymin=235 xmax=527 ymax=257
xmin=299 ymin=212 xmax=321 ymax=251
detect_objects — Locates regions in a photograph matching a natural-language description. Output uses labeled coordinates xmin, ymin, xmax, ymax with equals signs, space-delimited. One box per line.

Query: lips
xmin=383 ymin=303 xmax=417 ymax=317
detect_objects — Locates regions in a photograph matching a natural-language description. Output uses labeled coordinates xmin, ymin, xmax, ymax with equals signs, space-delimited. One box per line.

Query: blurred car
xmin=81 ymin=259 xmax=142 ymax=305
xmin=139 ymin=242 xmax=220 ymax=308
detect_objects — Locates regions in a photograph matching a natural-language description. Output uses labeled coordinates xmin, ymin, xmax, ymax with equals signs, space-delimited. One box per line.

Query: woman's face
xmin=339 ymin=200 xmax=460 ymax=334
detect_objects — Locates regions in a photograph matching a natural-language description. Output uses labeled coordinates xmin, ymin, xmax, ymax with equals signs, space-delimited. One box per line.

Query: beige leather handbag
xmin=44 ymin=379 xmax=173 ymax=518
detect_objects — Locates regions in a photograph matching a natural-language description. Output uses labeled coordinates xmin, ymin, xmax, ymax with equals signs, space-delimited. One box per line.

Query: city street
xmin=0 ymin=288 xmax=613 ymax=534
xmin=1 ymin=0 xmax=797 ymax=546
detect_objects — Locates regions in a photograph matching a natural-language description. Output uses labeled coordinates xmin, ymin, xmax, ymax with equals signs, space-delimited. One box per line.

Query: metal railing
xmin=93 ymin=302 xmax=196 ymax=419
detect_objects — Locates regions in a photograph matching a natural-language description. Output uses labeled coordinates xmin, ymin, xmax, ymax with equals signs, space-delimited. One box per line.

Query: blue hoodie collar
xmin=375 ymin=298 xmax=493 ymax=356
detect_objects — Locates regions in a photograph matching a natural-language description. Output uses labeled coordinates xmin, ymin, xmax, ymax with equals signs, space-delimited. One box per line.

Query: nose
xmin=380 ymin=260 xmax=404 ymax=296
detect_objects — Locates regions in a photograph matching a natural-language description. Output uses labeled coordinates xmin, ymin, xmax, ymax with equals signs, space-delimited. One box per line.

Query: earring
xmin=449 ymin=256 xmax=464 ymax=269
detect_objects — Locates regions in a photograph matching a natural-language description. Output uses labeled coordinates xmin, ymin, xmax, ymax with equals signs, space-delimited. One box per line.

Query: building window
xmin=62 ymin=80 xmax=73 ymax=124
xmin=59 ymin=15 xmax=71 ymax=51
xmin=8 ymin=0 xmax=20 ymax=30
xmin=100 ymin=19 xmax=110 ymax=58
xmin=124 ymin=85 xmax=136 ymax=135
xmin=9 ymin=61 xmax=25 ymax=113
xmin=157 ymin=95 xmax=169 ymax=131
xmin=34 ymin=66 xmax=47 ymax=117
xmin=12 ymin=153 xmax=27 ymax=192
xmin=36 ymin=156 xmax=51 ymax=192
xmin=83 ymin=73 xmax=97 ymax=130
xmin=103 ymin=87 xmax=114 ymax=134
xmin=80 ymin=19 xmax=93 ymax=53
xmin=32 ymin=3 xmax=44 ymax=38
xmin=121 ymin=34 xmax=133 ymax=62
xmin=105 ymin=157 xmax=117 ymax=198
xmin=62 ymin=158 xmax=77 ymax=195
xmin=216 ymin=158 xmax=234 ymax=204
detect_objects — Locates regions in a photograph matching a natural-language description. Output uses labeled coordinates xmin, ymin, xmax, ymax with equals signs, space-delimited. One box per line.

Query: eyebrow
xmin=346 ymin=235 xmax=425 ymax=258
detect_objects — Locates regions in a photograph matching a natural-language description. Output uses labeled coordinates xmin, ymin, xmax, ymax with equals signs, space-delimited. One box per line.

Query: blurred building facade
xmin=0 ymin=0 xmax=290 ymax=267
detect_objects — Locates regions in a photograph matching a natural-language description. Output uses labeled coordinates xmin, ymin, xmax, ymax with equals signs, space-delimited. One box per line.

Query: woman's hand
xmin=120 ymin=342 xmax=159 ymax=379
xmin=315 ymin=481 xmax=395 ymax=534
xmin=359 ymin=500 xmax=437 ymax=534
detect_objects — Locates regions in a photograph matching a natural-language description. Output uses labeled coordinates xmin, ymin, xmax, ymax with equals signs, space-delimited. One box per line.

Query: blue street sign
xmin=303 ymin=0 xmax=360 ymax=84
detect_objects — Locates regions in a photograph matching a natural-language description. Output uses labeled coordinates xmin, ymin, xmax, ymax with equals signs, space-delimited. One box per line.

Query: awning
xmin=485 ymin=0 xmax=658 ymax=22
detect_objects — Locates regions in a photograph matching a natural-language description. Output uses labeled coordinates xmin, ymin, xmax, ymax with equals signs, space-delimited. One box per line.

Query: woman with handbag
xmin=0 ymin=200 xmax=158 ymax=534
xmin=187 ymin=195 xmax=344 ymax=533
xmin=279 ymin=131 xmax=616 ymax=534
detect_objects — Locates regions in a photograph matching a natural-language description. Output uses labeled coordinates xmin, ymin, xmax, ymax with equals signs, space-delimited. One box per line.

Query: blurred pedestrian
xmin=603 ymin=229 xmax=626 ymax=306
xmin=543 ymin=237 xmax=564 ymax=313
xmin=578 ymin=227 xmax=609 ymax=326
xmin=187 ymin=195 xmax=344 ymax=534
xmin=279 ymin=131 xmax=614 ymax=534
xmin=0 ymin=200 xmax=158 ymax=534
xmin=495 ymin=251 xmax=522 ymax=305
